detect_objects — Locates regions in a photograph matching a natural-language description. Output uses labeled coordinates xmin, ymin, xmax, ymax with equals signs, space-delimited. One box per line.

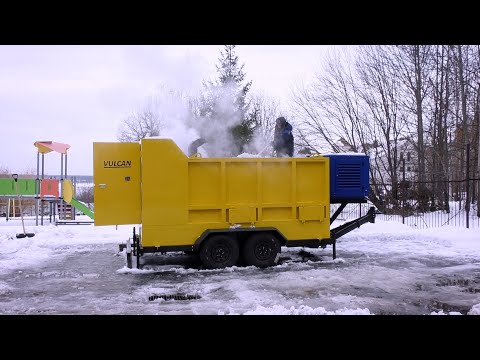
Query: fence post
xmin=466 ymin=143 xmax=470 ymax=229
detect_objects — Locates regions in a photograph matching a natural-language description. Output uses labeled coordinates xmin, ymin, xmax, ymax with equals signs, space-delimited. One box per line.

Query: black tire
xmin=242 ymin=233 xmax=281 ymax=268
xmin=199 ymin=234 xmax=239 ymax=269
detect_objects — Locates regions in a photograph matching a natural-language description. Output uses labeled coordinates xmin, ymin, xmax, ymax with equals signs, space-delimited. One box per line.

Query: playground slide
xmin=62 ymin=179 xmax=94 ymax=220
xmin=69 ymin=197 xmax=94 ymax=219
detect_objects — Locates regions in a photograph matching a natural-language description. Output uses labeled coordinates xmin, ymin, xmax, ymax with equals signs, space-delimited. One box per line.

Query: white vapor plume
xmin=190 ymin=81 xmax=245 ymax=157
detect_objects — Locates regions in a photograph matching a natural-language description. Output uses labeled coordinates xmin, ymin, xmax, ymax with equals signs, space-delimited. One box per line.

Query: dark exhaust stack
xmin=188 ymin=138 xmax=207 ymax=157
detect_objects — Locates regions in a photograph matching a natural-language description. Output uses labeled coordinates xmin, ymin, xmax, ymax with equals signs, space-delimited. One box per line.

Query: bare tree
xmin=291 ymin=47 xmax=366 ymax=155
xmin=475 ymin=80 xmax=480 ymax=217
xmin=448 ymin=46 xmax=480 ymax=216
xmin=117 ymin=109 xmax=162 ymax=142
xmin=463 ymin=46 xmax=480 ymax=216
xmin=388 ymin=45 xmax=433 ymax=210
xmin=428 ymin=45 xmax=452 ymax=212
xmin=117 ymin=84 xmax=196 ymax=142
xmin=457 ymin=46 xmax=469 ymax=150
xmin=457 ymin=46 xmax=469 ymax=218
xmin=355 ymin=45 xmax=410 ymax=209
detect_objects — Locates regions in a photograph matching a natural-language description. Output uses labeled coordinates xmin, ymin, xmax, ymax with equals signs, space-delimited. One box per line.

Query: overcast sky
xmin=0 ymin=45 xmax=333 ymax=176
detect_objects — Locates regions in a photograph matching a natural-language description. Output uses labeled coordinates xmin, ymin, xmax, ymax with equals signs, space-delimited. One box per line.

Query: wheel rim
xmin=254 ymin=240 xmax=274 ymax=261
xmin=211 ymin=244 xmax=230 ymax=264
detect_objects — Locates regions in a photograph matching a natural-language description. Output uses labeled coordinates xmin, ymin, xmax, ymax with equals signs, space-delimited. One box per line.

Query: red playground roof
xmin=34 ymin=141 xmax=71 ymax=154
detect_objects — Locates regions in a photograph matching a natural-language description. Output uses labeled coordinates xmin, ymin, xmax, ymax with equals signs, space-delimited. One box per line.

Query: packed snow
xmin=0 ymin=216 xmax=479 ymax=315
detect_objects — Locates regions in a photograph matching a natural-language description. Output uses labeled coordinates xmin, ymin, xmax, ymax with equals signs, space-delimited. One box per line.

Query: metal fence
xmin=349 ymin=176 xmax=480 ymax=229
xmin=333 ymin=198 xmax=480 ymax=229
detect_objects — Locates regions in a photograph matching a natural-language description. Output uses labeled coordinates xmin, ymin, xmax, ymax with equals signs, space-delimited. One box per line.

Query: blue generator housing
xmin=324 ymin=154 xmax=370 ymax=203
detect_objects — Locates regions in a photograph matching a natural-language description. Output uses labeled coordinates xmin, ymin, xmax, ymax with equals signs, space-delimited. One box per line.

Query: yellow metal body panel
xmin=228 ymin=207 xmax=257 ymax=223
xmin=137 ymin=138 xmax=330 ymax=248
xmin=141 ymin=139 xmax=188 ymax=226
xmin=93 ymin=142 xmax=141 ymax=226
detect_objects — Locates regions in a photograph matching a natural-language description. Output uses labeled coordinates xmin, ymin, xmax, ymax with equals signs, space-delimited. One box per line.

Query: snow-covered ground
xmin=0 ymin=216 xmax=479 ymax=315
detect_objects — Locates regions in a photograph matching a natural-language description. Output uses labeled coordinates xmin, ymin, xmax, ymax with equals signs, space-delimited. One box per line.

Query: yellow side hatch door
xmin=93 ymin=142 xmax=141 ymax=226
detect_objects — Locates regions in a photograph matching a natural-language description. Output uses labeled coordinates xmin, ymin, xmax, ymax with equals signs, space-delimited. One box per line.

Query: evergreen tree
xmin=199 ymin=45 xmax=256 ymax=156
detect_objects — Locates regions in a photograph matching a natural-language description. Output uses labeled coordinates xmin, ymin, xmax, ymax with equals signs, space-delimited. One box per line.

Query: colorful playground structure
xmin=0 ymin=141 xmax=94 ymax=225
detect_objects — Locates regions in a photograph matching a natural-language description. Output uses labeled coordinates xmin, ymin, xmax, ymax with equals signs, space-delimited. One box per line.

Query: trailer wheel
xmin=199 ymin=234 xmax=239 ymax=269
xmin=242 ymin=233 xmax=281 ymax=268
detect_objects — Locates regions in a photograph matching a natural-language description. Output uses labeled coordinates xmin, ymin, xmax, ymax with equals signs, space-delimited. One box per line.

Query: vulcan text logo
xmin=103 ymin=160 xmax=132 ymax=168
